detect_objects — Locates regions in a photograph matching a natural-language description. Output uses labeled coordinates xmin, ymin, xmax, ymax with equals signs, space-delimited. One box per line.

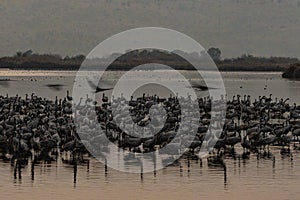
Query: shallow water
xmin=0 ymin=147 xmax=299 ymax=200
xmin=0 ymin=70 xmax=299 ymax=103
xmin=0 ymin=70 xmax=300 ymax=200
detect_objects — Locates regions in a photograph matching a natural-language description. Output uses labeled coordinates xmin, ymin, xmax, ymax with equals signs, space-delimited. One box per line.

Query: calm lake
xmin=0 ymin=70 xmax=300 ymax=200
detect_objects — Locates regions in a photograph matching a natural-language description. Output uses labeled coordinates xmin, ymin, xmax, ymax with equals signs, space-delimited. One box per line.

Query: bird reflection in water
xmin=0 ymin=91 xmax=299 ymax=186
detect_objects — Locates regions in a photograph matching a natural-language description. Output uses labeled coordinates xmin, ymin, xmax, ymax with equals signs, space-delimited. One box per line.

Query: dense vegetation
xmin=0 ymin=50 xmax=85 ymax=70
xmin=282 ymin=63 xmax=300 ymax=79
xmin=218 ymin=54 xmax=298 ymax=72
xmin=0 ymin=49 xmax=298 ymax=72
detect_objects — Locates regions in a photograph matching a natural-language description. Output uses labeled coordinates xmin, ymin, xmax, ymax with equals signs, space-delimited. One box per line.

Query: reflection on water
xmin=0 ymin=70 xmax=300 ymax=200
xmin=0 ymin=70 xmax=300 ymax=103
xmin=0 ymin=147 xmax=299 ymax=200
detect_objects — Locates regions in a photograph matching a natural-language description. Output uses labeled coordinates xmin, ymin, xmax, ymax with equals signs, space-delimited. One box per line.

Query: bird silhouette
xmin=46 ymin=84 xmax=64 ymax=91
xmin=190 ymin=84 xmax=216 ymax=91
xmin=86 ymin=78 xmax=112 ymax=93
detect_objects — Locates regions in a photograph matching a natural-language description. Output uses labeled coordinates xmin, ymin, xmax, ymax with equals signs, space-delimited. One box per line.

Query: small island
xmin=282 ymin=63 xmax=300 ymax=79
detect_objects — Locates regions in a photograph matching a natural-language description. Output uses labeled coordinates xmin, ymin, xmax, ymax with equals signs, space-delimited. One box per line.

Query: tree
xmin=23 ymin=50 xmax=33 ymax=57
xmin=15 ymin=51 xmax=23 ymax=57
xmin=207 ymin=47 xmax=221 ymax=62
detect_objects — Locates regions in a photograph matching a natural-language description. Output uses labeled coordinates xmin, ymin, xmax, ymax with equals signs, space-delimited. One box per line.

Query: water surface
xmin=0 ymin=70 xmax=300 ymax=200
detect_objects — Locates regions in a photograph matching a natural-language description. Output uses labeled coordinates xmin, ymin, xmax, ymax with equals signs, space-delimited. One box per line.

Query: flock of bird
xmin=0 ymin=90 xmax=300 ymax=171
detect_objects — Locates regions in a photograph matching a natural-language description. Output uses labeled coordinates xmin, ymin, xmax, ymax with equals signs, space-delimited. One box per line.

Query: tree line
xmin=0 ymin=49 xmax=298 ymax=71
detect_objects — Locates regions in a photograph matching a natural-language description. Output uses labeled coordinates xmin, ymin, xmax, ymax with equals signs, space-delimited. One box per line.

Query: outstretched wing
xmin=86 ymin=78 xmax=112 ymax=93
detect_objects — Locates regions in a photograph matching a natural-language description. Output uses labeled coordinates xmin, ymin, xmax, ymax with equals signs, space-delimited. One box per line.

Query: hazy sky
xmin=0 ymin=0 xmax=299 ymax=58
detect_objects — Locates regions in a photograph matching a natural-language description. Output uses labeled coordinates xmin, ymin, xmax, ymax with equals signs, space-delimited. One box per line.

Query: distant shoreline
xmin=0 ymin=62 xmax=293 ymax=72
xmin=0 ymin=63 xmax=291 ymax=72
xmin=0 ymin=66 xmax=291 ymax=72
xmin=0 ymin=67 xmax=288 ymax=72
xmin=0 ymin=50 xmax=298 ymax=72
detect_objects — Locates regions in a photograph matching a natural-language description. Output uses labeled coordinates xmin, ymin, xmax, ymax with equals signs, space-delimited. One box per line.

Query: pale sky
xmin=0 ymin=0 xmax=299 ymax=58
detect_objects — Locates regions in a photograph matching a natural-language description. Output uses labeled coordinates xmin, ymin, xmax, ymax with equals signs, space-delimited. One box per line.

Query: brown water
xmin=0 ymin=147 xmax=299 ymax=200
xmin=0 ymin=70 xmax=300 ymax=200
